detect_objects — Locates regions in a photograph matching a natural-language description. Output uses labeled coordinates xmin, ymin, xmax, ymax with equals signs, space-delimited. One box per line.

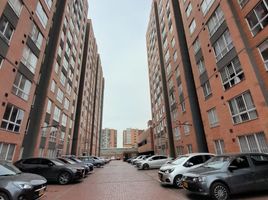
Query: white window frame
xmin=186 ymin=3 xmax=192 ymax=18
xmin=214 ymin=140 xmax=225 ymax=154
xmin=0 ymin=17 xmax=14 ymax=43
xmin=201 ymin=0 xmax=215 ymax=15
xmin=207 ymin=108 xmax=219 ymax=127
xmin=238 ymin=132 xmax=268 ymax=153
xmin=8 ymin=0 xmax=23 ymax=16
xmin=202 ymin=81 xmax=212 ymax=98
xmin=36 ymin=1 xmax=48 ymax=28
xmin=189 ymin=19 xmax=196 ymax=35
xmin=0 ymin=143 xmax=16 ymax=161
xmin=207 ymin=6 xmax=225 ymax=36
xmin=213 ymin=30 xmax=234 ymax=61
xmin=258 ymin=38 xmax=268 ymax=71
xmin=21 ymin=45 xmax=38 ymax=74
xmin=12 ymin=72 xmax=32 ymax=100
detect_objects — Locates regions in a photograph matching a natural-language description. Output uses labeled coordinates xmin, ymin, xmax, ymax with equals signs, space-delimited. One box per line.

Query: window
xmin=173 ymin=51 xmax=178 ymax=62
xmin=36 ymin=1 xmax=48 ymax=28
xmin=246 ymin=0 xmax=268 ymax=36
xmin=165 ymin=49 xmax=170 ymax=63
xmin=228 ymin=91 xmax=257 ymax=124
xmin=1 ymin=104 xmax=24 ymax=133
xmin=21 ymin=45 xmax=38 ymax=73
xmin=56 ymin=88 xmax=64 ymax=103
xmin=0 ymin=143 xmax=15 ymax=161
xmin=220 ymin=57 xmax=244 ymax=90
xmin=67 ymin=83 xmax=71 ymax=95
xmin=171 ymin=37 xmax=175 ymax=48
xmin=187 ymin=144 xmax=193 ymax=153
xmin=188 ymin=155 xmax=204 ymax=166
xmin=230 ymin=156 xmax=250 ymax=169
xmin=61 ymin=114 xmax=67 ymax=127
xmin=213 ymin=29 xmax=234 ymax=61
xmin=54 ymin=61 xmax=59 ymax=73
xmin=174 ymin=127 xmax=181 ymax=140
xmin=207 ymin=7 xmax=225 ymax=36
xmin=0 ymin=56 xmax=3 ymax=69
xmin=193 ymin=38 xmax=201 ymax=54
xmin=176 ymin=146 xmax=184 ymax=155
xmin=46 ymin=99 xmax=52 ymax=114
xmin=64 ymin=98 xmax=70 ymax=110
xmin=250 ymin=154 xmax=268 ymax=166
xmin=0 ymin=16 xmax=14 ymax=42
xmin=12 ymin=72 xmax=32 ymax=100
xmin=53 ymin=106 xmax=61 ymax=122
xmin=186 ymin=3 xmax=192 ymax=18
xmin=181 ymin=101 xmax=186 ymax=112
xmin=258 ymin=39 xmax=268 ymax=70
xmin=214 ymin=140 xmax=225 ymax=154
xmin=8 ymin=0 xmax=22 ymax=16
xmin=197 ymin=59 xmax=206 ymax=75
xmin=50 ymin=80 xmax=56 ymax=93
xmin=29 ymin=23 xmax=43 ymax=49
xmin=62 ymin=56 xmax=69 ymax=71
xmin=44 ymin=0 xmax=52 ymax=10
xmin=238 ymin=0 xmax=249 ymax=8
xmin=207 ymin=108 xmax=219 ymax=127
xmin=201 ymin=0 xmax=215 ymax=15
xmin=184 ymin=122 xmax=190 ymax=135
xmin=202 ymin=81 xmax=212 ymax=98
xmin=189 ymin=19 xmax=196 ymax=35
xmin=49 ymin=127 xmax=57 ymax=142
xmin=238 ymin=132 xmax=268 ymax=153
xmin=60 ymin=72 xmax=66 ymax=86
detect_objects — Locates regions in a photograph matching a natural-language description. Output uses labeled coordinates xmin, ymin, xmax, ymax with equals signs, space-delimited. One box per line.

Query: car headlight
xmin=14 ymin=182 xmax=33 ymax=189
xmin=164 ymin=168 xmax=175 ymax=174
xmin=193 ymin=176 xmax=206 ymax=182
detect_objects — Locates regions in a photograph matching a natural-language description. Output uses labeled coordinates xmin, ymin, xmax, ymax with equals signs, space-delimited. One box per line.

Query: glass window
xmin=64 ymin=98 xmax=70 ymax=110
xmin=0 ymin=143 xmax=16 ymax=161
xmin=36 ymin=1 xmax=48 ymax=28
xmin=258 ymin=38 xmax=268 ymax=70
xmin=197 ymin=59 xmax=206 ymax=75
xmin=184 ymin=122 xmax=190 ymax=135
xmin=21 ymin=45 xmax=38 ymax=73
xmin=228 ymin=91 xmax=257 ymax=124
xmin=56 ymin=88 xmax=64 ymax=103
xmin=67 ymin=83 xmax=71 ymax=95
xmin=230 ymin=156 xmax=249 ymax=169
xmin=8 ymin=0 xmax=22 ymax=16
xmin=202 ymin=81 xmax=212 ymax=98
xmin=214 ymin=139 xmax=225 ymax=154
xmin=246 ymin=0 xmax=268 ymax=36
xmin=207 ymin=6 xmax=225 ymax=36
xmin=250 ymin=154 xmax=268 ymax=166
xmin=220 ymin=57 xmax=244 ymax=90
xmin=29 ymin=23 xmax=43 ymax=49
xmin=213 ymin=29 xmax=234 ymax=61
xmin=0 ymin=56 xmax=3 ymax=69
xmin=61 ymin=114 xmax=67 ymax=127
xmin=187 ymin=144 xmax=193 ymax=153
xmin=189 ymin=19 xmax=196 ymax=35
xmin=60 ymin=71 xmax=66 ymax=86
xmin=173 ymin=51 xmax=178 ymax=62
xmin=0 ymin=16 xmax=14 ymax=42
xmin=237 ymin=0 xmax=249 ymax=8
xmin=53 ymin=106 xmax=61 ymax=122
xmin=0 ymin=104 xmax=24 ymax=133
xmin=238 ymin=132 xmax=268 ymax=153
xmin=207 ymin=108 xmax=219 ymax=127
xmin=174 ymin=127 xmax=181 ymax=140
xmin=12 ymin=72 xmax=32 ymax=100
xmin=186 ymin=3 xmax=192 ymax=18
xmin=46 ymin=99 xmax=52 ymax=114
xmin=44 ymin=0 xmax=52 ymax=10
xmin=171 ymin=37 xmax=175 ymax=48
xmin=193 ymin=38 xmax=201 ymax=54
xmin=201 ymin=0 xmax=215 ymax=15
xmin=165 ymin=50 xmax=170 ymax=63
xmin=50 ymin=80 xmax=56 ymax=93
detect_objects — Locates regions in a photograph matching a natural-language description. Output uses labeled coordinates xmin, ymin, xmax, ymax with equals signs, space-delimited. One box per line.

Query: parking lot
xmin=43 ymin=160 xmax=268 ymax=200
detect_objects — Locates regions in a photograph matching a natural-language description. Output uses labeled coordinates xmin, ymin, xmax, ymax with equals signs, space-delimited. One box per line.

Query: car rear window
xmin=250 ymin=155 xmax=268 ymax=166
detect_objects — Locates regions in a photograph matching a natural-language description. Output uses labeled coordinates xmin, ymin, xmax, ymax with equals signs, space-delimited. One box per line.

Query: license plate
xmin=182 ymin=181 xmax=188 ymax=188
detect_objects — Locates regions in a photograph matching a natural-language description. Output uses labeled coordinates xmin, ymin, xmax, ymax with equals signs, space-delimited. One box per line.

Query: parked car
xmin=0 ymin=161 xmax=47 ymax=200
xmin=90 ymin=156 xmax=107 ymax=164
xmin=14 ymin=158 xmax=85 ymax=185
xmin=65 ymin=157 xmax=94 ymax=171
xmin=78 ymin=156 xmax=104 ymax=167
xmin=182 ymin=153 xmax=268 ymax=200
xmin=137 ymin=155 xmax=172 ymax=170
xmin=57 ymin=157 xmax=90 ymax=175
xmin=127 ymin=156 xmax=137 ymax=163
xmin=133 ymin=155 xmax=151 ymax=166
xmin=158 ymin=153 xmax=214 ymax=188
xmin=131 ymin=155 xmax=143 ymax=165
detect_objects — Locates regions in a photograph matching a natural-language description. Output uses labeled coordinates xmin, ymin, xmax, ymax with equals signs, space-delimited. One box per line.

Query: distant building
xmin=123 ymin=128 xmax=143 ymax=148
xmin=138 ymin=121 xmax=154 ymax=155
xmin=101 ymin=128 xmax=117 ymax=149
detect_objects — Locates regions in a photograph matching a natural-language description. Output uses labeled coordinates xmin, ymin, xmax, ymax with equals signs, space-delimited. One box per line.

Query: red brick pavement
xmin=43 ymin=161 xmax=268 ymax=200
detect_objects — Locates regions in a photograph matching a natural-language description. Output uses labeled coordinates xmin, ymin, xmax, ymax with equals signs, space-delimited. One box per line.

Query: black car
xmin=57 ymin=157 xmax=90 ymax=175
xmin=0 ymin=161 xmax=47 ymax=200
xmin=182 ymin=153 xmax=268 ymax=200
xmin=14 ymin=158 xmax=85 ymax=185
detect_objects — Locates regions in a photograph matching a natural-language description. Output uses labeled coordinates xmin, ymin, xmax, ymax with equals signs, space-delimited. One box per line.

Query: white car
xmin=158 ymin=153 xmax=214 ymax=188
xmin=137 ymin=155 xmax=172 ymax=170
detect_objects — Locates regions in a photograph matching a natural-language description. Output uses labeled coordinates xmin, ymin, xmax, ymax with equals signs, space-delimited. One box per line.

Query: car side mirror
xmin=228 ymin=165 xmax=238 ymax=172
xmin=166 ymin=161 xmax=171 ymax=164
xmin=48 ymin=162 xmax=54 ymax=167
xmin=185 ymin=161 xmax=194 ymax=167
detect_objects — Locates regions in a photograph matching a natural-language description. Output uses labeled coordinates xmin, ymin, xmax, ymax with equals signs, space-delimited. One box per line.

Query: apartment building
xmin=123 ymin=128 xmax=142 ymax=148
xmin=101 ymin=128 xmax=117 ymax=149
xmin=72 ymin=20 xmax=104 ymax=157
xmin=177 ymin=0 xmax=268 ymax=154
xmin=0 ymin=0 xmax=55 ymax=161
xmin=138 ymin=121 xmax=154 ymax=155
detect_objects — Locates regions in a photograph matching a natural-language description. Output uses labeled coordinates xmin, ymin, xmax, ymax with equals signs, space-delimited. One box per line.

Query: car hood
xmin=186 ymin=166 xmax=222 ymax=177
xmin=160 ymin=164 xmax=177 ymax=171
xmin=2 ymin=173 xmax=47 ymax=185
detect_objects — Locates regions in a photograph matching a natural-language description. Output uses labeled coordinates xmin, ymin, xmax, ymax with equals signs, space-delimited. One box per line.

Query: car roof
xmin=183 ymin=153 xmax=215 ymax=156
xmin=215 ymin=152 xmax=267 ymax=157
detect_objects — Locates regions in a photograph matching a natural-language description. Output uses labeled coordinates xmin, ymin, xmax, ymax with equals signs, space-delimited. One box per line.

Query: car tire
xmin=173 ymin=175 xmax=182 ymax=188
xmin=58 ymin=171 xmax=72 ymax=185
xmin=143 ymin=163 xmax=149 ymax=170
xmin=0 ymin=192 xmax=9 ymax=200
xmin=210 ymin=182 xmax=229 ymax=200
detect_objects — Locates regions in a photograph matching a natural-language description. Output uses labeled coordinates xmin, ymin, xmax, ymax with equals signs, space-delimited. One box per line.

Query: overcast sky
xmin=88 ymin=1 xmax=152 ymax=147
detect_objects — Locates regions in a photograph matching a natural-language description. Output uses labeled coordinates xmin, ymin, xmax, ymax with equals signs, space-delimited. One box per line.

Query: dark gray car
xmin=182 ymin=153 xmax=268 ymax=200
xmin=0 ymin=161 xmax=47 ymax=200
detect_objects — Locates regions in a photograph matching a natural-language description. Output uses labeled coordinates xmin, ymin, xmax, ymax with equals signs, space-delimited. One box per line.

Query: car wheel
xmin=0 ymin=192 xmax=9 ymax=200
xmin=173 ymin=175 xmax=182 ymax=188
xmin=58 ymin=171 xmax=72 ymax=185
xmin=97 ymin=163 xmax=101 ymax=168
xmin=210 ymin=182 xmax=229 ymax=200
xmin=143 ymin=163 xmax=149 ymax=170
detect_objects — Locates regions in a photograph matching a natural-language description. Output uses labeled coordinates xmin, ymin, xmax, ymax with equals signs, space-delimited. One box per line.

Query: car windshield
xmin=171 ymin=156 xmax=188 ymax=165
xmin=51 ymin=159 xmax=65 ymax=166
xmin=0 ymin=162 xmax=21 ymax=176
xmin=202 ymin=156 xmax=231 ymax=169
xmin=72 ymin=158 xmax=82 ymax=163
xmin=65 ymin=158 xmax=76 ymax=164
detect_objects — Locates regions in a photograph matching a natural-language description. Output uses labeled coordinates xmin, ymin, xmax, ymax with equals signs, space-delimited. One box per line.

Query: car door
xmin=21 ymin=158 xmax=41 ymax=174
xmin=249 ymin=154 xmax=268 ymax=190
xmin=149 ymin=156 xmax=159 ymax=168
xmin=226 ymin=156 xmax=255 ymax=193
xmin=156 ymin=156 xmax=168 ymax=168
xmin=39 ymin=158 xmax=58 ymax=181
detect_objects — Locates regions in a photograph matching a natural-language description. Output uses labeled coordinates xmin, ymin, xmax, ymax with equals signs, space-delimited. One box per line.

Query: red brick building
xmin=0 ymin=0 xmax=55 ymax=161
xmin=138 ymin=121 xmax=154 ymax=155
xmin=123 ymin=128 xmax=143 ymax=148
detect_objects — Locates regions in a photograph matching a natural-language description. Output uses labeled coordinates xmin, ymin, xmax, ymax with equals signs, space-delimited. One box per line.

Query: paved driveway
xmin=44 ymin=160 xmax=268 ymax=200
